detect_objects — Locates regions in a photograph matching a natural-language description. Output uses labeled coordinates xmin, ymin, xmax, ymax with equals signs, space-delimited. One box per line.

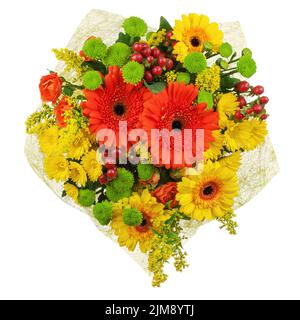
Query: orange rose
xmin=152 ymin=182 xmax=178 ymax=208
xmin=54 ymin=97 xmax=73 ymax=128
xmin=39 ymin=73 xmax=62 ymax=103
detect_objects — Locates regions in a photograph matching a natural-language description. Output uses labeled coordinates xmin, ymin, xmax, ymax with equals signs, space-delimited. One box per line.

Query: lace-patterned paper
xmin=25 ymin=10 xmax=279 ymax=271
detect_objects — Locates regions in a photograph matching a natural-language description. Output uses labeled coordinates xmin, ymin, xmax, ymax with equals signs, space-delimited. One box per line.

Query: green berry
xmin=123 ymin=208 xmax=143 ymax=227
xmin=93 ymin=201 xmax=112 ymax=226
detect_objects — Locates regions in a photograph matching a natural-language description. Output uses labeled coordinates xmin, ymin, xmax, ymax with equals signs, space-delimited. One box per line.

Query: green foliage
xmin=220 ymin=42 xmax=233 ymax=58
xmin=198 ymin=91 xmax=214 ymax=109
xmin=144 ymin=81 xmax=166 ymax=94
xmin=237 ymin=55 xmax=257 ymax=78
xmin=159 ymin=16 xmax=172 ymax=31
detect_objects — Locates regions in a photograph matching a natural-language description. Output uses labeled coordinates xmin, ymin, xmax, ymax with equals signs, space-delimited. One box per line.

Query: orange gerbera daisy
xmin=140 ymin=82 xmax=219 ymax=169
xmin=82 ymin=66 xmax=148 ymax=146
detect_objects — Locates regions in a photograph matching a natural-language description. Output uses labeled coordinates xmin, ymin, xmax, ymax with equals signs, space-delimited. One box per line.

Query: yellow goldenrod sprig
xmin=26 ymin=104 xmax=55 ymax=134
xmin=217 ymin=211 xmax=238 ymax=235
xmin=52 ymin=48 xmax=88 ymax=78
xmin=148 ymin=211 xmax=188 ymax=287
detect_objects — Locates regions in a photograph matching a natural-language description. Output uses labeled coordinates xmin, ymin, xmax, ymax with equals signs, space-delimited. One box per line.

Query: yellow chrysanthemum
xmin=217 ymin=93 xmax=239 ymax=128
xmin=224 ymin=119 xmax=267 ymax=152
xmin=172 ymin=14 xmax=223 ymax=62
xmin=69 ymin=162 xmax=87 ymax=186
xmin=64 ymin=183 xmax=79 ymax=203
xmin=111 ymin=189 xmax=169 ymax=253
xmin=44 ymin=155 xmax=70 ymax=182
xmin=204 ymin=130 xmax=225 ymax=161
xmin=218 ymin=152 xmax=241 ymax=172
xmin=67 ymin=130 xmax=92 ymax=160
xmin=81 ymin=150 xmax=102 ymax=182
xmin=176 ymin=161 xmax=239 ymax=221
xmin=39 ymin=126 xmax=59 ymax=155
xmin=195 ymin=64 xmax=221 ymax=93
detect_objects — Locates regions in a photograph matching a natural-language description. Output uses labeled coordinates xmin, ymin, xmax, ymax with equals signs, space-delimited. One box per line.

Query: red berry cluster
xmin=234 ymin=81 xmax=269 ymax=121
xmin=98 ymin=149 xmax=121 ymax=185
xmin=130 ymin=33 xmax=175 ymax=83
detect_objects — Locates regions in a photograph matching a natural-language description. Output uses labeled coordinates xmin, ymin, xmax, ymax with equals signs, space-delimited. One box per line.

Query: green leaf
xmin=116 ymin=32 xmax=131 ymax=45
xmin=165 ymin=232 xmax=179 ymax=244
xmin=221 ymin=77 xmax=240 ymax=89
xmin=62 ymin=86 xmax=74 ymax=97
xmin=150 ymin=227 xmax=161 ymax=236
xmin=83 ymin=61 xmax=107 ymax=75
xmin=159 ymin=16 xmax=172 ymax=31
xmin=144 ymin=81 xmax=166 ymax=94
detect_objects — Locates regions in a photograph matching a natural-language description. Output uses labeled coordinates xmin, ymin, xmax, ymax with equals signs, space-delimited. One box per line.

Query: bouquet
xmin=25 ymin=10 xmax=278 ymax=286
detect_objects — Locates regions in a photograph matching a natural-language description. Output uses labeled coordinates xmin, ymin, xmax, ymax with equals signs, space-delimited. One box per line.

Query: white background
xmin=0 ymin=0 xmax=299 ymax=300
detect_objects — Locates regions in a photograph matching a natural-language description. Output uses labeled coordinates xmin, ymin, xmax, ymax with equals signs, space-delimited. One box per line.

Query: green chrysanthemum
xmin=177 ymin=72 xmax=190 ymax=85
xmin=93 ymin=201 xmax=113 ymax=226
xmin=237 ymin=55 xmax=257 ymax=78
xmin=122 ymin=61 xmax=145 ymax=85
xmin=220 ymin=42 xmax=233 ymax=58
xmin=82 ymin=71 xmax=103 ymax=90
xmin=123 ymin=16 xmax=147 ymax=37
xmin=123 ymin=208 xmax=143 ymax=227
xmin=110 ymin=168 xmax=134 ymax=192
xmin=137 ymin=163 xmax=154 ymax=181
xmin=184 ymin=52 xmax=207 ymax=74
xmin=106 ymin=186 xmax=132 ymax=202
xmin=79 ymin=189 xmax=96 ymax=207
xmin=242 ymin=48 xmax=253 ymax=57
xmin=198 ymin=91 xmax=214 ymax=109
xmin=82 ymin=38 xmax=107 ymax=60
xmin=104 ymin=43 xmax=131 ymax=67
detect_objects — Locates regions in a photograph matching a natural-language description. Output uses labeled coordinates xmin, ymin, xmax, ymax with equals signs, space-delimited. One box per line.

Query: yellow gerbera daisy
xmin=44 ymin=155 xmax=70 ymax=182
xmin=69 ymin=161 xmax=87 ymax=186
xmin=172 ymin=13 xmax=224 ymax=62
xmin=217 ymin=93 xmax=239 ymax=128
xmin=64 ymin=183 xmax=79 ymax=203
xmin=224 ymin=119 xmax=267 ymax=152
xmin=81 ymin=150 xmax=102 ymax=182
xmin=111 ymin=189 xmax=169 ymax=253
xmin=39 ymin=126 xmax=59 ymax=155
xmin=204 ymin=130 xmax=225 ymax=161
xmin=176 ymin=161 xmax=239 ymax=221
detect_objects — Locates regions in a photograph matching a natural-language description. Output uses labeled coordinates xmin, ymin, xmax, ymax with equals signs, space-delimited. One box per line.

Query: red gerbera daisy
xmin=140 ymin=82 xmax=219 ymax=169
xmin=82 ymin=66 xmax=147 ymax=146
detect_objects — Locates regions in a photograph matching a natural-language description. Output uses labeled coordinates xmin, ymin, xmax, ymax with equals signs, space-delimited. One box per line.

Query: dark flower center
xmin=203 ymin=185 xmax=214 ymax=196
xmin=191 ymin=37 xmax=201 ymax=47
xmin=172 ymin=120 xmax=183 ymax=130
xmin=135 ymin=215 xmax=151 ymax=233
xmin=114 ymin=103 xmax=126 ymax=116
